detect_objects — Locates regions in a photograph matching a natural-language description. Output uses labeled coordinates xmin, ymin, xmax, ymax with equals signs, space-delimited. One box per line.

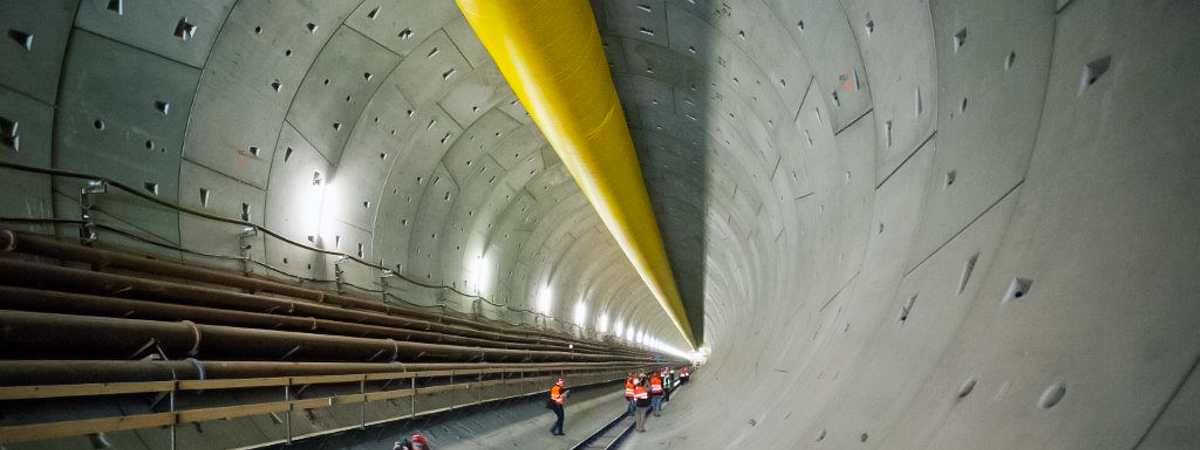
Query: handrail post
xmin=79 ymin=180 xmax=106 ymax=246
xmin=238 ymin=227 xmax=257 ymax=275
xmin=284 ymin=380 xmax=292 ymax=445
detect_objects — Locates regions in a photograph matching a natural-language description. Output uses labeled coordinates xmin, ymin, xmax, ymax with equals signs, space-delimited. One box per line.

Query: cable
xmin=0 ymin=162 xmax=565 ymax=325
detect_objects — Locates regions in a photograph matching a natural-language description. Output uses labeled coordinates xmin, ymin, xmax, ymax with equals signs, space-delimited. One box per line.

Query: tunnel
xmin=1 ymin=0 xmax=1199 ymax=448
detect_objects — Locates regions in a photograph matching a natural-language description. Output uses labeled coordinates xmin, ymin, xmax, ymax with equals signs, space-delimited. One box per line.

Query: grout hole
xmin=306 ymin=23 xmax=318 ymax=34
xmin=1079 ymin=56 xmax=1112 ymax=95
xmin=253 ymin=25 xmax=261 ymax=35
xmin=884 ymin=120 xmax=893 ymax=148
xmin=1002 ymin=277 xmax=1033 ymax=303
xmin=427 ymin=47 xmax=440 ymax=58
xmin=357 ymin=243 xmax=364 ymax=258
xmin=332 ymin=122 xmax=341 ymax=131
xmin=248 ymin=146 xmax=259 ymax=157
xmin=106 ymin=0 xmax=123 ymax=15
xmin=312 ymin=171 xmax=323 ymax=186
xmin=8 ymin=29 xmax=33 ymax=51
xmin=143 ymin=182 xmax=159 ymax=195
xmin=199 ymin=188 xmax=210 ymax=207
xmin=144 ymin=140 xmax=154 ymax=149
xmin=1039 ymin=382 xmax=1066 ymax=408
xmin=398 ymin=28 xmax=413 ymax=39
xmin=944 ymin=170 xmax=956 ymax=188
xmin=637 ymin=4 xmax=652 ymax=12
xmin=1005 ymin=51 xmax=1016 ymax=71
xmin=865 ymin=20 xmax=874 ymax=37
xmin=958 ymin=378 xmax=977 ymax=399
xmin=154 ymin=101 xmax=170 ymax=115
xmin=915 ymin=87 xmax=923 ymax=116
xmin=284 ymin=147 xmax=293 ymax=162
xmin=363 ymin=201 xmax=370 ymax=208
xmin=953 ymin=28 xmax=967 ymax=53
xmin=334 ymin=236 xmax=341 ymax=248
xmin=831 ymin=90 xmax=840 ymax=107
xmin=241 ymin=202 xmax=251 ymax=221
xmin=815 ymin=429 xmax=825 ymax=442
xmin=271 ymin=80 xmax=282 ymax=92
xmin=442 ymin=69 xmax=456 ymax=80
xmin=958 ymin=253 xmax=979 ymax=295
xmin=367 ymin=6 xmax=381 ymax=20
xmin=363 ymin=72 xmax=373 ymax=81
xmin=380 ymin=153 xmax=388 ymax=160
xmin=797 ymin=20 xmax=805 ymax=31
xmin=960 ymin=97 xmax=967 ymax=112
xmin=173 ymin=18 xmax=197 ymax=40
xmin=898 ymin=294 xmax=917 ymax=324
xmin=94 ymin=119 xmax=105 ymax=130
xmin=638 ymin=27 xmax=654 ymax=36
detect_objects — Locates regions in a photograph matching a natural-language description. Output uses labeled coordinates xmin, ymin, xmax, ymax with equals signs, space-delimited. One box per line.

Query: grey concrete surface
xmin=1 ymin=0 xmax=1199 ymax=448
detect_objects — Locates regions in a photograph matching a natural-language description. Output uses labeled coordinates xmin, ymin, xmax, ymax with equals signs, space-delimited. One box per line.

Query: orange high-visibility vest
xmin=551 ymin=384 xmax=564 ymax=405
xmin=633 ymin=385 xmax=648 ymax=400
xmin=625 ymin=379 xmax=635 ymax=399
xmin=650 ymin=375 xmax=663 ymax=394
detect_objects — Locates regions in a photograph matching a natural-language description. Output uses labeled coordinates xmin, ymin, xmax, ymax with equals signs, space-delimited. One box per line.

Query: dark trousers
xmin=549 ymin=404 xmax=564 ymax=434
xmin=626 ymin=399 xmax=636 ymax=416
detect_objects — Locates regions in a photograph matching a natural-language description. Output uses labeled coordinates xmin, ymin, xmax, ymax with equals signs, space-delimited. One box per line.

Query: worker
xmin=649 ymin=371 xmax=664 ymax=416
xmin=633 ymin=377 xmax=650 ymax=432
xmin=548 ymin=377 xmax=567 ymax=435
xmin=679 ymin=366 xmax=690 ymax=384
xmin=662 ymin=369 xmax=673 ymax=403
xmin=624 ymin=372 xmax=637 ymax=417
xmin=393 ymin=432 xmax=430 ymax=450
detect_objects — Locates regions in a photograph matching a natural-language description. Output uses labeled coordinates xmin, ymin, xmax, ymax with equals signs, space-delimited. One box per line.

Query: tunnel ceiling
xmin=4 ymin=0 xmax=1200 ymax=447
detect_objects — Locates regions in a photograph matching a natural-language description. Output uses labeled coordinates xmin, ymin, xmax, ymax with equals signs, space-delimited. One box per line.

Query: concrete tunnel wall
xmin=0 ymin=0 xmax=1198 ymax=449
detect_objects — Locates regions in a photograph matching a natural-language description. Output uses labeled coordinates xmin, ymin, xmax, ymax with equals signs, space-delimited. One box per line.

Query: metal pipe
xmin=0 ymin=285 xmax=620 ymax=355
xmin=0 ymin=310 xmax=201 ymax=360
xmin=0 ymin=359 xmax=656 ymax=385
xmin=0 ymin=258 xmax=635 ymax=357
xmin=0 ymin=230 xmax=622 ymax=354
xmin=0 ymin=310 xmax=647 ymax=363
xmin=454 ymin=0 xmax=697 ymax=349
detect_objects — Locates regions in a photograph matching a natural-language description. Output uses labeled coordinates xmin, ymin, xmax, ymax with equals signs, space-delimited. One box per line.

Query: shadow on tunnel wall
xmin=593 ymin=1 xmax=714 ymax=347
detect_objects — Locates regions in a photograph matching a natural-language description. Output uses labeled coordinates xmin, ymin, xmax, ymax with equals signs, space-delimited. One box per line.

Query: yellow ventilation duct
xmin=455 ymin=0 xmax=696 ymax=349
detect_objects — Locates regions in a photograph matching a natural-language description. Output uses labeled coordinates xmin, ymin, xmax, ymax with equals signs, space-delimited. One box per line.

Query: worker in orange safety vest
xmin=649 ymin=371 xmax=664 ymax=416
xmin=633 ymin=377 xmax=650 ymax=432
xmin=548 ymin=378 xmax=567 ymax=435
xmin=624 ymin=373 xmax=637 ymax=417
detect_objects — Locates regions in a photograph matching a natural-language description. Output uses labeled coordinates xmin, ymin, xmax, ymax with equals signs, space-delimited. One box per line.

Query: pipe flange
xmin=185 ymin=357 xmax=207 ymax=380
xmin=180 ymin=320 xmax=202 ymax=357
xmin=0 ymin=229 xmax=15 ymax=252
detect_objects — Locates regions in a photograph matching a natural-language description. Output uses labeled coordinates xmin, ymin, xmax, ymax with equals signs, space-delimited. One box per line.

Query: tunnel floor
xmin=261 ymin=380 xmax=652 ymax=450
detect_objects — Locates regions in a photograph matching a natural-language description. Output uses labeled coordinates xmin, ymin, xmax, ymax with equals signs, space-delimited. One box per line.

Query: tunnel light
xmin=613 ymin=319 xmax=623 ymax=339
xmin=295 ymin=174 xmax=328 ymax=246
xmin=471 ymin=253 xmax=490 ymax=295
xmin=317 ymin=181 xmax=341 ymax=246
xmin=537 ymin=286 xmax=553 ymax=314
xmin=573 ymin=300 xmax=587 ymax=329
xmin=597 ymin=312 xmax=609 ymax=333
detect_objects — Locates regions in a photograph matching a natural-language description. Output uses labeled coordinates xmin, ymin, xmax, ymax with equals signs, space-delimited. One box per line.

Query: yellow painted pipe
xmin=455 ymin=0 xmax=696 ymax=350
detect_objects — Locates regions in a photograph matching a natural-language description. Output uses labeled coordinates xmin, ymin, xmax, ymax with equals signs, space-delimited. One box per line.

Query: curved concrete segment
xmin=0 ymin=0 xmax=1198 ymax=449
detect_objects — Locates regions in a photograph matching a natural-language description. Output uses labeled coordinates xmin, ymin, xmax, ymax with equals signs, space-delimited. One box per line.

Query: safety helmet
xmin=633 ymin=378 xmax=641 ymax=385
xmin=411 ymin=433 xmax=428 ymax=446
